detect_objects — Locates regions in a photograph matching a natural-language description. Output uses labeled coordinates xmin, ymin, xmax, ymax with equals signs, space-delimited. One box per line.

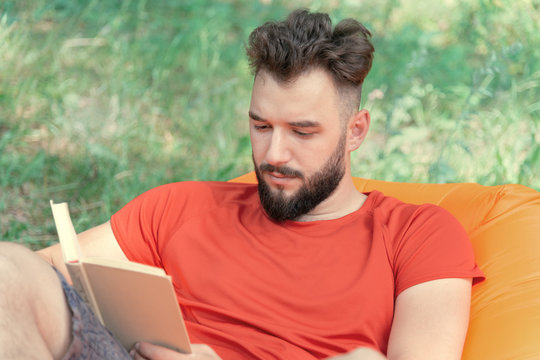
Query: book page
xmin=65 ymin=262 xmax=104 ymax=324
xmin=50 ymin=200 xmax=103 ymax=322
xmin=49 ymin=200 xmax=82 ymax=263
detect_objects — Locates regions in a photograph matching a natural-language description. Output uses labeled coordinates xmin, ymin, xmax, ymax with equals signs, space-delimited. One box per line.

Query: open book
xmin=50 ymin=200 xmax=191 ymax=353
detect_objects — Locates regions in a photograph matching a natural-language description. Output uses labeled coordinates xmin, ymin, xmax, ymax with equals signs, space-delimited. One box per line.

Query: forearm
xmin=326 ymin=347 xmax=387 ymax=360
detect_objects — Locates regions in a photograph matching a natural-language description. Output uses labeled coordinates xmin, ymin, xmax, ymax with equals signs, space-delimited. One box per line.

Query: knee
xmin=0 ymin=242 xmax=72 ymax=357
xmin=0 ymin=242 xmax=48 ymax=291
xmin=0 ymin=242 xmax=27 ymax=280
xmin=0 ymin=241 xmax=27 ymax=266
xmin=0 ymin=241 xmax=35 ymax=266
xmin=0 ymin=241 xmax=63 ymax=316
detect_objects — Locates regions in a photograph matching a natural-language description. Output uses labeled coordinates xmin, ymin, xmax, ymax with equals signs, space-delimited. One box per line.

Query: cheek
xmin=249 ymin=131 xmax=266 ymax=162
xmin=301 ymin=143 xmax=336 ymax=172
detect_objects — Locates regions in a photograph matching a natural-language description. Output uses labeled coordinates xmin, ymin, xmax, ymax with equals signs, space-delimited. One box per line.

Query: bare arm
xmin=386 ymin=278 xmax=472 ymax=360
xmin=325 ymin=347 xmax=386 ymax=359
xmin=326 ymin=278 xmax=472 ymax=360
xmin=37 ymin=221 xmax=128 ymax=281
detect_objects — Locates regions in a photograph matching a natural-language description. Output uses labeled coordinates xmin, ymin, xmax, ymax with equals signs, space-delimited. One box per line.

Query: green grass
xmin=1 ymin=0 xmax=539 ymax=248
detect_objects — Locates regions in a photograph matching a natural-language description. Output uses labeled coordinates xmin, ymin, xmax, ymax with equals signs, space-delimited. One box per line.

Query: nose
xmin=264 ymin=130 xmax=291 ymax=167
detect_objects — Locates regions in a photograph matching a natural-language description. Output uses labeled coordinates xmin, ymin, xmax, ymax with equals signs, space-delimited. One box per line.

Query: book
xmin=50 ymin=200 xmax=192 ymax=353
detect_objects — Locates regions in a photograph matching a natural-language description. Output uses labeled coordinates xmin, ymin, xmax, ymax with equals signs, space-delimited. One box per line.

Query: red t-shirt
xmin=110 ymin=181 xmax=484 ymax=359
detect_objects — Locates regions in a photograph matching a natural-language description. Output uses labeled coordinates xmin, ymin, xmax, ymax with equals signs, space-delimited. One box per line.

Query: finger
xmin=130 ymin=343 xmax=151 ymax=360
xmin=132 ymin=352 xmax=149 ymax=360
xmin=129 ymin=346 xmax=148 ymax=360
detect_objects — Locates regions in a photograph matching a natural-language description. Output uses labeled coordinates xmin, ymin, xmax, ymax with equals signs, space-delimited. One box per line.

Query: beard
xmin=254 ymin=134 xmax=346 ymax=222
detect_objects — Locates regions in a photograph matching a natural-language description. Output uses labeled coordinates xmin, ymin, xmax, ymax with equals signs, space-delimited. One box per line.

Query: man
xmin=0 ymin=9 xmax=483 ymax=360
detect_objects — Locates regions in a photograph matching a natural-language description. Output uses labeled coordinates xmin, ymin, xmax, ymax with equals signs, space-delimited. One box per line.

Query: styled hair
xmin=246 ymin=9 xmax=375 ymax=109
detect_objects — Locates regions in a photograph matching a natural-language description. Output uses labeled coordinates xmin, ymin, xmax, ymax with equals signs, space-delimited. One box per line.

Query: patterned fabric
xmin=54 ymin=268 xmax=132 ymax=360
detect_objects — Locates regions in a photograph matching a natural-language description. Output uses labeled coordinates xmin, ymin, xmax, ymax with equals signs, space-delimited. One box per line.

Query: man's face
xmin=249 ymin=69 xmax=350 ymax=222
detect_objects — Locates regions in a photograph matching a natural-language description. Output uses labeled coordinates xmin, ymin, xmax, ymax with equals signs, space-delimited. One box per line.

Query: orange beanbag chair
xmin=231 ymin=172 xmax=540 ymax=359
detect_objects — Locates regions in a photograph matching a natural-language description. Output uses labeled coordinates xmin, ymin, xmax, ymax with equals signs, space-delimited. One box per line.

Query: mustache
xmin=259 ymin=163 xmax=304 ymax=179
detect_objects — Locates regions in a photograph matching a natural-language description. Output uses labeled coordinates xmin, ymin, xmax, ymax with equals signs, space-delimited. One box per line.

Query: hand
xmin=130 ymin=342 xmax=222 ymax=360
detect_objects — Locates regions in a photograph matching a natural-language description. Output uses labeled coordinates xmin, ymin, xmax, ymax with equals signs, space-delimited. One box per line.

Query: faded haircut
xmin=246 ymin=9 xmax=375 ymax=117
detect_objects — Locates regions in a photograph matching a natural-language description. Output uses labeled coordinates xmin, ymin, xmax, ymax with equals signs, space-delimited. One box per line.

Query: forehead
xmin=249 ymin=69 xmax=341 ymax=123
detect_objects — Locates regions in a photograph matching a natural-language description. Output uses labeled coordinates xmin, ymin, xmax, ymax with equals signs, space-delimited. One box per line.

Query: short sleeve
xmin=110 ymin=183 xmax=183 ymax=268
xmin=390 ymin=204 xmax=485 ymax=297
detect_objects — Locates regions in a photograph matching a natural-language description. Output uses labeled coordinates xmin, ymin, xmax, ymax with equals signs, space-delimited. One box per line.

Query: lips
xmin=259 ymin=163 xmax=303 ymax=178
xmin=269 ymin=171 xmax=293 ymax=179
xmin=266 ymin=171 xmax=298 ymax=186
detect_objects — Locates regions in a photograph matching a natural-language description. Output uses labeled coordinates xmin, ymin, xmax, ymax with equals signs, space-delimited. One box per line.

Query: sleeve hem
xmin=395 ymin=271 xmax=486 ymax=298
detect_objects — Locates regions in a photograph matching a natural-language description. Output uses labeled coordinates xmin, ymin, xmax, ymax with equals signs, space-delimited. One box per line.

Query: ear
xmin=346 ymin=109 xmax=370 ymax=152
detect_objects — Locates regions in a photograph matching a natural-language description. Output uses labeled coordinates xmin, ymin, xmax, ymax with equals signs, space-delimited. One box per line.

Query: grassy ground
xmin=1 ymin=0 xmax=539 ymax=248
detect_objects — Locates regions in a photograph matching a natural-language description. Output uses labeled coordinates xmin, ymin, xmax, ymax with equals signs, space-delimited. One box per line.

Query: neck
xmin=296 ymin=174 xmax=366 ymax=222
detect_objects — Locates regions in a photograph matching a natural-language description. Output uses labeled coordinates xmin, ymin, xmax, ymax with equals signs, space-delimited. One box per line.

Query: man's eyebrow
xmin=248 ymin=111 xmax=265 ymax=121
xmin=249 ymin=111 xmax=320 ymax=128
xmin=289 ymin=120 xmax=320 ymax=128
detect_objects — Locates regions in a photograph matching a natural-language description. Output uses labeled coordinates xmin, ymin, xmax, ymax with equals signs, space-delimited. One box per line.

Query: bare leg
xmin=0 ymin=242 xmax=72 ymax=360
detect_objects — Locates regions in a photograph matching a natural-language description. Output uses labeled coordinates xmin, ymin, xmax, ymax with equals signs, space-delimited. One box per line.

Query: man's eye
xmin=254 ymin=125 xmax=270 ymax=131
xmin=293 ymin=130 xmax=313 ymax=137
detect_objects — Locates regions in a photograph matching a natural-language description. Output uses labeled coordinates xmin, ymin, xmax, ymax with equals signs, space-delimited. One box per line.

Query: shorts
xmin=54 ymin=268 xmax=132 ymax=360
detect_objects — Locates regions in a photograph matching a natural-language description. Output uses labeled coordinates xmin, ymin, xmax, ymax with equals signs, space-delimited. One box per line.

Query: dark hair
xmin=246 ymin=9 xmax=374 ymax=108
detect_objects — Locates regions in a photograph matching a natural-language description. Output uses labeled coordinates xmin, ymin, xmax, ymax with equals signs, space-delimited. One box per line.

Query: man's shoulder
xmin=368 ymin=189 xmax=452 ymax=225
xmin=116 ymin=181 xmax=261 ymax=228
xmin=149 ymin=180 xmax=259 ymax=204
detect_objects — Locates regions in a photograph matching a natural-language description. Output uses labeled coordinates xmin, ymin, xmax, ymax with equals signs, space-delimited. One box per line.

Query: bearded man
xmin=0 ymin=9 xmax=483 ymax=360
